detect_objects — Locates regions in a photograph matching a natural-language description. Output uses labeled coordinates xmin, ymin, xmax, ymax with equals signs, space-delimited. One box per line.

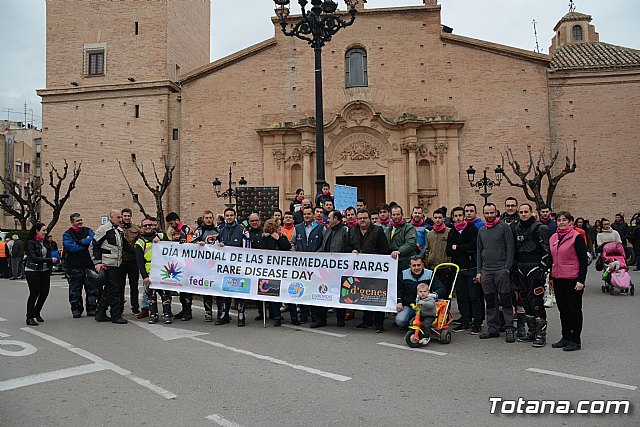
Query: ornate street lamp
xmin=212 ymin=167 xmax=248 ymax=208
xmin=466 ymin=165 xmax=504 ymax=205
xmin=273 ymin=0 xmax=358 ymax=198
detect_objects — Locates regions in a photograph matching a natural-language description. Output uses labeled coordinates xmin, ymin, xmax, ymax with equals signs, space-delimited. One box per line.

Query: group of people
xmin=21 ymin=183 xmax=632 ymax=352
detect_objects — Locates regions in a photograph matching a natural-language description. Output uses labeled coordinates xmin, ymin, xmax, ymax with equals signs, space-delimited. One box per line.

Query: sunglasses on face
xmin=142 ymin=224 xmax=154 ymax=228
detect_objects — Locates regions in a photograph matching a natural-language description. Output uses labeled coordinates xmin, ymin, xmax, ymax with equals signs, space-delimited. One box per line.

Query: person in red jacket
xmin=549 ymin=211 xmax=588 ymax=351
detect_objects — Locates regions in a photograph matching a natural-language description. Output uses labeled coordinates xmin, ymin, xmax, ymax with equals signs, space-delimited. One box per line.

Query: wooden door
xmin=335 ymin=175 xmax=386 ymax=209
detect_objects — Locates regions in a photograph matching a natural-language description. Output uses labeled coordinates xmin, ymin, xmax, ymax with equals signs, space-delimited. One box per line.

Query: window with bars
xmin=572 ymin=25 xmax=583 ymax=41
xmin=84 ymin=45 xmax=106 ymax=76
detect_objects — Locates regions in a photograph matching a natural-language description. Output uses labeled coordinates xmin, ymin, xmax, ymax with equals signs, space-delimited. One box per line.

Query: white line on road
xmin=376 ymin=342 xmax=447 ymax=356
xmin=527 ymin=368 xmax=637 ymax=391
xmin=0 ymin=363 xmax=106 ymax=392
xmin=206 ymin=414 xmax=243 ymax=427
xmin=0 ymin=332 xmax=10 ymax=337
xmin=21 ymin=327 xmax=177 ymax=399
xmin=190 ymin=336 xmax=351 ymax=382
xmin=281 ymin=324 xmax=346 ymax=338
xmin=0 ymin=316 xmax=7 ymax=322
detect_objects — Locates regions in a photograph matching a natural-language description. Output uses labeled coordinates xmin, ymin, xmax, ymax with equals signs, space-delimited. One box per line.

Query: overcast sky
xmin=1 ymin=0 xmax=638 ymax=128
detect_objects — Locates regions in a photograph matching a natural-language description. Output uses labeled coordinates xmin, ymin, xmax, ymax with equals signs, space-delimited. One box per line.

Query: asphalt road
xmin=1 ymin=268 xmax=638 ymax=427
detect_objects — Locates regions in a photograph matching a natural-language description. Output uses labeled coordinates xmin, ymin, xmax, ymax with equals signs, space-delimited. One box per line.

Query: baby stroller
xmin=404 ymin=263 xmax=460 ymax=347
xmin=600 ymin=242 xmax=635 ymax=295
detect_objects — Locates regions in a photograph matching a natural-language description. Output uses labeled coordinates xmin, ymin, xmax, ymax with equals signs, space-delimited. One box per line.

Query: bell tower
xmin=549 ymin=1 xmax=599 ymax=54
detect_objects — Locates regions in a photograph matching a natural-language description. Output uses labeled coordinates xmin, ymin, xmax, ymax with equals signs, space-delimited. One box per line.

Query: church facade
xmin=38 ymin=0 xmax=640 ymax=232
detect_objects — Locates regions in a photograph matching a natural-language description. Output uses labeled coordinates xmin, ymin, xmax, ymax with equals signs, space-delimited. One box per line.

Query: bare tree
xmin=0 ymin=176 xmax=41 ymax=230
xmin=502 ymin=143 xmax=577 ymax=210
xmin=117 ymin=155 xmax=177 ymax=231
xmin=41 ymin=160 xmax=82 ymax=232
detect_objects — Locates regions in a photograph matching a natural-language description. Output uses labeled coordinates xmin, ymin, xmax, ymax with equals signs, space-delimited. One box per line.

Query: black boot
xmin=215 ymin=302 xmax=230 ymax=325
xmin=516 ymin=315 xmax=526 ymax=339
xmin=95 ymin=310 xmax=111 ymax=322
xmin=518 ymin=315 xmax=535 ymax=342
xmin=533 ymin=318 xmax=547 ymax=348
xmin=237 ymin=312 xmax=246 ymax=327
xmin=174 ymin=310 xmax=184 ymax=320
xmin=181 ymin=308 xmax=192 ymax=321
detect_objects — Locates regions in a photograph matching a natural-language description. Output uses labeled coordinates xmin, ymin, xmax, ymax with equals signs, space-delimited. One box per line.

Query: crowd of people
xmin=20 ymin=184 xmax=639 ymax=352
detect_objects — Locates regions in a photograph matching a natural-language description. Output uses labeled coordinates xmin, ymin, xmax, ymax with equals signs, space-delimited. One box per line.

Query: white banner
xmin=150 ymin=242 xmax=398 ymax=312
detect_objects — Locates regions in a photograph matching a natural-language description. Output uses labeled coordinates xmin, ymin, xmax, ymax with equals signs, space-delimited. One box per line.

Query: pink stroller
xmin=601 ymin=242 xmax=635 ymax=295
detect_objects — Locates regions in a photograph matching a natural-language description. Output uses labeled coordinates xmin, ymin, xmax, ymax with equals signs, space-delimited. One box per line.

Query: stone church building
xmin=38 ymin=0 xmax=640 ymax=232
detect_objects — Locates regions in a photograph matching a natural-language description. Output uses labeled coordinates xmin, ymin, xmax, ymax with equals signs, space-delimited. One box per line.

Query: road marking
xmin=21 ymin=327 xmax=177 ymax=399
xmin=0 ymin=363 xmax=105 ymax=392
xmin=0 ymin=332 xmax=10 ymax=338
xmin=131 ymin=320 xmax=209 ymax=341
xmin=527 ymin=368 xmax=638 ymax=391
xmin=206 ymin=414 xmax=242 ymax=427
xmin=190 ymin=336 xmax=351 ymax=382
xmin=281 ymin=324 xmax=346 ymax=338
xmin=0 ymin=316 xmax=7 ymax=322
xmin=0 ymin=339 xmax=37 ymax=357
xmin=376 ymin=342 xmax=447 ymax=356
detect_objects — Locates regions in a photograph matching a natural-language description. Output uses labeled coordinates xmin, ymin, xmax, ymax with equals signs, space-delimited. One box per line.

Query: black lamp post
xmin=212 ymin=167 xmax=248 ymax=208
xmin=466 ymin=165 xmax=505 ymax=205
xmin=273 ymin=0 xmax=358 ymax=198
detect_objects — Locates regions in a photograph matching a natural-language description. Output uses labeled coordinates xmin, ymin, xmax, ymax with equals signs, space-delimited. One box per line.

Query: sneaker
xmin=163 ymin=314 xmax=172 ymax=324
xmin=35 ymin=315 xmax=45 ymax=323
xmin=181 ymin=311 xmax=192 ymax=321
xmin=375 ymin=327 xmax=384 ymax=333
xmin=86 ymin=309 xmax=96 ymax=317
xmin=148 ymin=314 xmax=159 ymax=324
xmin=299 ymin=316 xmax=309 ymax=324
xmin=355 ymin=322 xmax=369 ymax=330
xmin=274 ymin=318 xmax=282 ymax=327
xmin=111 ymin=317 xmax=128 ymax=324
xmin=453 ymin=323 xmax=470 ymax=333
xmin=544 ymin=295 xmax=554 ymax=308
xmin=479 ymin=331 xmax=500 ymax=339
xmin=204 ymin=311 xmax=213 ymax=322
xmin=505 ymin=329 xmax=515 ymax=343
xmin=310 ymin=320 xmax=327 ymax=329
xmin=470 ymin=324 xmax=481 ymax=335
xmin=452 ymin=318 xmax=463 ymax=325
xmin=132 ymin=307 xmax=141 ymax=315
xmin=291 ymin=319 xmax=300 ymax=326
xmin=26 ymin=318 xmax=38 ymax=326
xmin=552 ymin=338 xmax=569 ymax=349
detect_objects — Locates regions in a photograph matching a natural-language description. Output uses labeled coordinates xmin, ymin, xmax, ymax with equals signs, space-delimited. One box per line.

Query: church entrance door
xmin=336 ymin=175 xmax=386 ymax=209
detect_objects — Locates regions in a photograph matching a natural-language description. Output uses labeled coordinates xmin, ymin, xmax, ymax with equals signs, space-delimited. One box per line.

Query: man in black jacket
xmin=348 ymin=209 xmax=390 ymax=332
xmin=313 ymin=210 xmax=350 ymax=328
xmin=446 ymin=206 xmax=483 ymax=334
xmin=63 ymin=213 xmax=98 ymax=318
xmin=512 ymin=203 xmax=551 ymax=347
xmin=10 ymin=234 xmax=25 ymax=280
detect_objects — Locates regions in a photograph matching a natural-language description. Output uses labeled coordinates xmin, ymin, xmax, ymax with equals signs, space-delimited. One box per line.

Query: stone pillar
xmin=272 ymin=148 xmax=287 ymax=208
xmin=401 ymin=134 xmax=420 ymax=210
xmin=301 ymin=145 xmax=314 ymax=198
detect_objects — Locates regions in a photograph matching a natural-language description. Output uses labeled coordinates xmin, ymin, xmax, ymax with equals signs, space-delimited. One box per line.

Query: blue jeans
xmin=396 ymin=305 xmax=435 ymax=328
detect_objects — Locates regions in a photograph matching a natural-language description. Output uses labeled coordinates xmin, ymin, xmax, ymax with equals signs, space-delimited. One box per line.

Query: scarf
xmin=322 ymin=191 xmax=332 ymax=197
xmin=557 ymin=224 xmax=574 ymax=238
xmin=411 ymin=218 xmax=424 ymax=227
xmin=379 ymin=217 xmax=390 ymax=226
xmin=35 ymin=234 xmax=45 ymax=242
xmin=282 ymin=223 xmax=294 ymax=231
xmin=433 ymin=222 xmax=446 ymax=233
xmin=454 ymin=220 xmax=468 ymax=232
xmin=201 ymin=223 xmax=216 ymax=231
xmin=295 ymin=195 xmax=304 ymax=202
xmin=71 ymin=225 xmax=81 ymax=232
xmin=540 ymin=216 xmax=551 ymax=224
xmin=346 ymin=220 xmax=358 ymax=227
xmin=484 ymin=217 xmax=500 ymax=229
xmin=392 ymin=218 xmax=405 ymax=228
xmin=177 ymin=221 xmax=185 ymax=231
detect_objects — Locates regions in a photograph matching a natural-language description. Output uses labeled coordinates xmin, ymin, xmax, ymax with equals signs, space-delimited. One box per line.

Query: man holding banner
xmin=293 ymin=206 xmax=324 ymax=324
xmin=349 ymin=209 xmax=391 ymax=333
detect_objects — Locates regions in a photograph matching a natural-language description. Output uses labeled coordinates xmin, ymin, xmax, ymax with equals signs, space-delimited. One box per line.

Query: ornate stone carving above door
xmin=339 ymin=134 xmax=381 ymax=161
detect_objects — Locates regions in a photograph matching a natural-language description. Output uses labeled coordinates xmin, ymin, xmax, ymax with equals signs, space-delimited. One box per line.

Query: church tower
xmin=549 ymin=9 xmax=599 ymax=54
xmin=38 ymin=0 xmax=210 ymax=230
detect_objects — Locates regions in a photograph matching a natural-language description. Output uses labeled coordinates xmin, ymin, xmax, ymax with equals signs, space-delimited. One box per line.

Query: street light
xmin=212 ymin=167 xmax=248 ymax=208
xmin=273 ymin=0 xmax=358 ymax=198
xmin=466 ymin=164 xmax=504 ymax=205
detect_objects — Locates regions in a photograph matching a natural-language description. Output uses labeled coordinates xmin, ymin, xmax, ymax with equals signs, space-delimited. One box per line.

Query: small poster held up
xmin=236 ymin=186 xmax=279 ymax=223
xmin=333 ymin=184 xmax=358 ymax=212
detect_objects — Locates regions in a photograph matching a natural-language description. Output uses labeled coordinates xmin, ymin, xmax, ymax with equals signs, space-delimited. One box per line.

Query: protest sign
xmin=333 ymin=184 xmax=358 ymax=212
xmin=150 ymin=242 xmax=397 ymax=312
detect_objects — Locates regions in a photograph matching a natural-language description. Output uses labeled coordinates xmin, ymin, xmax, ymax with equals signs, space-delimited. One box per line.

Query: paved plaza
xmin=0 ymin=269 xmax=638 ymax=426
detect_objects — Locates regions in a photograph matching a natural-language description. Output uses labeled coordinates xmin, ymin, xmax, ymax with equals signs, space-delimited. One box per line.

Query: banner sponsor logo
xmin=258 ymin=279 xmax=281 ymax=297
xmin=288 ymin=282 xmax=305 ymax=298
xmin=222 ymin=277 xmax=251 ymax=294
xmin=160 ymin=261 xmax=183 ymax=282
xmin=312 ymin=283 xmax=333 ymax=301
xmin=188 ymin=276 xmax=214 ymax=287
xmin=340 ymin=276 xmax=388 ymax=306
